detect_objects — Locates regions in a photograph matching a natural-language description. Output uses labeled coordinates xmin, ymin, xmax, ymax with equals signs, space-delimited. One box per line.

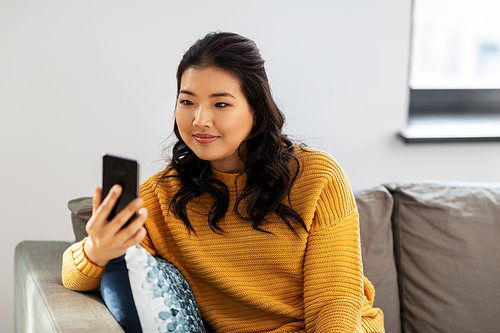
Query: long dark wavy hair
xmin=159 ymin=31 xmax=306 ymax=234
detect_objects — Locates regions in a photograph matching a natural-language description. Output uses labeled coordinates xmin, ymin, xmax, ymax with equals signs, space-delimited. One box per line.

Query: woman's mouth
xmin=193 ymin=134 xmax=219 ymax=144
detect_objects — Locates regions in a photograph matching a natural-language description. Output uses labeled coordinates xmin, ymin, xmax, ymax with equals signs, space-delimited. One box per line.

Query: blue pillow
xmin=101 ymin=245 xmax=206 ymax=333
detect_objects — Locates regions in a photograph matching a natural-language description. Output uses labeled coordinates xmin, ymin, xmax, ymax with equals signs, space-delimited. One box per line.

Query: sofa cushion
xmin=68 ymin=197 xmax=92 ymax=242
xmin=355 ymin=186 xmax=400 ymax=333
xmin=385 ymin=181 xmax=500 ymax=333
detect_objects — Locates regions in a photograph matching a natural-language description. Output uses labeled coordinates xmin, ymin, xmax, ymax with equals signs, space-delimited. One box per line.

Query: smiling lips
xmin=193 ymin=133 xmax=219 ymax=144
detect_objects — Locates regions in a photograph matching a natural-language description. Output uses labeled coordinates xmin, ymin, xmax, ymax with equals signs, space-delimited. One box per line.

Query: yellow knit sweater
xmin=62 ymin=147 xmax=384 ymax=332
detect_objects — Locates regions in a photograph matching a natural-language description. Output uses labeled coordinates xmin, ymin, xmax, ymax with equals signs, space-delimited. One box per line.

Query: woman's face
xmin=175 ymin=66 xmax=254 ymax=173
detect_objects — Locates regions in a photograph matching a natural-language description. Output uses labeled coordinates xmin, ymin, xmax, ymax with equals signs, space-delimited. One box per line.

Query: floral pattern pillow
xmin=100 ymin=245 xmax=206 ymax=333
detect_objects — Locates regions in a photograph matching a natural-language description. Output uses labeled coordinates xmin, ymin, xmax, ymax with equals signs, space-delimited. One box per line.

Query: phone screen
xmin=102 ymin=154 xmax=139 ymax=226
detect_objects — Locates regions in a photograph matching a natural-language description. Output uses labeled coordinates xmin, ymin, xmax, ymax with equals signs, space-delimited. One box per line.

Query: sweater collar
xmin=211 ymin=168 xmax=247 ymax=189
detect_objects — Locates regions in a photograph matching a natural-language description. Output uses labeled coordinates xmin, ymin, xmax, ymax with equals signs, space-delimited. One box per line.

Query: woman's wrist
xmin=83 ymin=237 xmax=109 ymax=267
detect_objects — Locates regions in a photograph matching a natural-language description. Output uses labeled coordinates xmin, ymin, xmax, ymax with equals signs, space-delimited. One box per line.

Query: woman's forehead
xmin=180 ymin=67 xmax=242 ymax=94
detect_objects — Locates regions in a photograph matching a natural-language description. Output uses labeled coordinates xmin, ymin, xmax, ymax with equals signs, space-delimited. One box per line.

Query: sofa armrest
xmin=14 ymin=241 xmax=124 ymax=333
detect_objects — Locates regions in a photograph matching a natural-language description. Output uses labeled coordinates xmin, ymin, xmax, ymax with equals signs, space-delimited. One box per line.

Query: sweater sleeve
xmin=303 ymin=163 xmax=364 ymax=332
xmin=61 ymin=238 xmax=106 ymax=291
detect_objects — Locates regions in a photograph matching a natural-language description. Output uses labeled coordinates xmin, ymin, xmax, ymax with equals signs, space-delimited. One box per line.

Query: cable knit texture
xmin=62 ymin=147 xmax=384 ymax=332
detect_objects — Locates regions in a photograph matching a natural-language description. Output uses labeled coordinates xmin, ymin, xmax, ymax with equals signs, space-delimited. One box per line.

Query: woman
xmin=62 ymin=31 xmax=384 ymax=332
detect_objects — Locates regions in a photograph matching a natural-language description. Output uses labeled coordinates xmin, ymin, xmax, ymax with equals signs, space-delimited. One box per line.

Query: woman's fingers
xmin=96 ymin=185 xmax=123 ymax=219
xmin=106 ymin=196 xmax=143 ymax=232
xmin=113 ymin=207 xmax=148 ymax=246
xmin=92 ymin=186 xmax=102 ymax=215
xmin=86 ymin=184 xmax=123 ymax=243
xmin=122 ymin=224 xmax=147 ymax=249
xmin=84 ymin=184 xmax=147 ymax=266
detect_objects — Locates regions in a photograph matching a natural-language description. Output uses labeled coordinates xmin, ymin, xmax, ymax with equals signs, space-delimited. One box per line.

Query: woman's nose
xmin=193 ymin=105 xmax=213 ymax=128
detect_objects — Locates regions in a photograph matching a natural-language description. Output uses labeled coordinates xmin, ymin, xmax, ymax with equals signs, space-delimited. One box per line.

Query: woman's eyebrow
xmin=179 ymin=90 xmax=235 ymax=99
xmin=179 ymin=89 xmax=195 ymax=96
xmin=210 ymin=92 xmax=235 ymax=99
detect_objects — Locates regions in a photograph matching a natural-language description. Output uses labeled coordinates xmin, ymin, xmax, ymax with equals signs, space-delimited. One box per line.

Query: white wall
xmin=2 ymin=0 xmax=500 ymax=331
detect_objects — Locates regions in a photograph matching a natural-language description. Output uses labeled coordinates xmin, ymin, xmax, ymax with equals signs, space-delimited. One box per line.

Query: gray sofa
xmin=14 ymin=181 xmax=500 ymax=333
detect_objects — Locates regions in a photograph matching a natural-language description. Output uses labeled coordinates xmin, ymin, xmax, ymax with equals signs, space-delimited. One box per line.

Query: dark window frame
xmin=400 ymin=1 xmax=500 ymax=144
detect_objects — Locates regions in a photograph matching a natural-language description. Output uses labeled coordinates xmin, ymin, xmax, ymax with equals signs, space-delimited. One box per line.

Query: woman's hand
xmin=83 ymin=185 xmax=148 ymax=267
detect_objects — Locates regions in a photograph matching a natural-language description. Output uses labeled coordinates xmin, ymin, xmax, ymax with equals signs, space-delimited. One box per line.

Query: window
xmin=401 ymin=0 xmax=500 ymax=143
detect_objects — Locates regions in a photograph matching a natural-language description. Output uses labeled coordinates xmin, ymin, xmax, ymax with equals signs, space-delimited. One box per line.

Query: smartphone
xmin=102 ymin=154 xmax=139 ymax=227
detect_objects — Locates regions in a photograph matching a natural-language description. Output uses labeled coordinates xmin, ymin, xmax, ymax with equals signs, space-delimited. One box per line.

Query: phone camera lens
xmin=115 ymin=162 xmax=126 ymax=176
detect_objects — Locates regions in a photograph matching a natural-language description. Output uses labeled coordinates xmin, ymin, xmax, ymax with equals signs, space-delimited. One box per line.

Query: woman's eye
xmin=215 ymin=102 xmax=228 ymax=108
xmin=180 ymin=100 xmax=193 ymax=106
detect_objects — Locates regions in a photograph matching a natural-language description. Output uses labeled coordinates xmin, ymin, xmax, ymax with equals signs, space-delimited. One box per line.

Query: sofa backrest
xmin=68 ymin=196 xmax=92 ymax=243
xmin=385 ymin=181 xmax=500 ymax=333
xmin=355 ymin=186 xmax=401 ymax=333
